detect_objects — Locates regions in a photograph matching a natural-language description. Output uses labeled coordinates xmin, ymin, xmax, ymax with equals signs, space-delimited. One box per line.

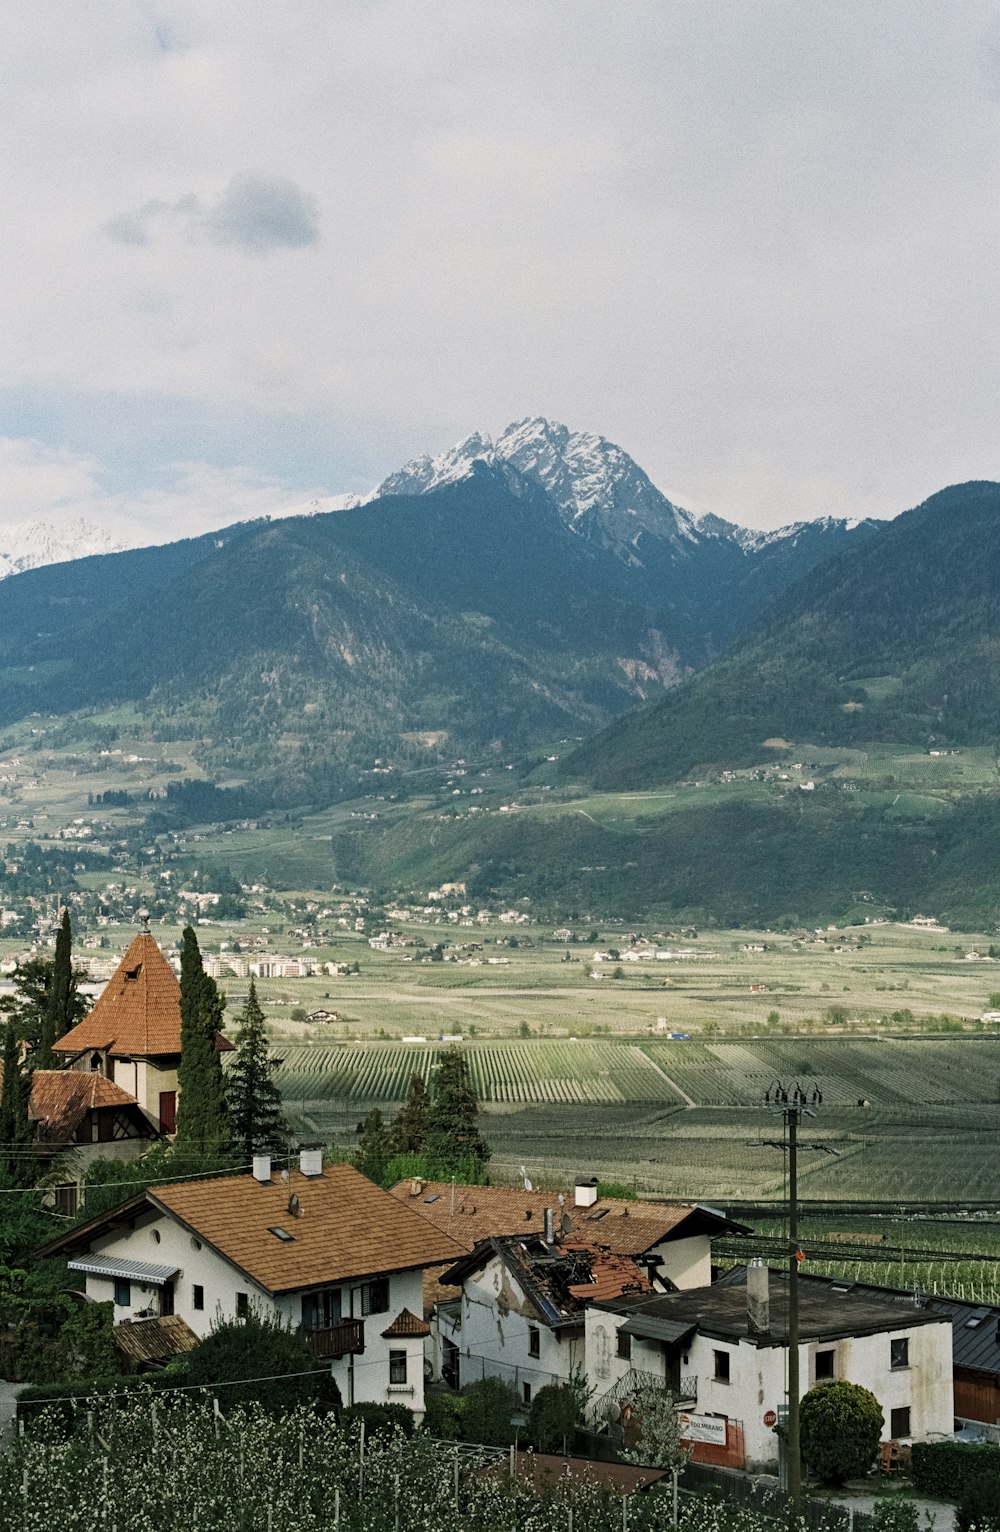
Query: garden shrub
xmin=342 ymin=1401 xmax=415 ymax=1438
xmin=183 ymin=1311 xmax=341 ymax=1414
xmin=528 ymin=1382 xmax=581 ymax=1453
xmin=799 ymin=1380 xmax=883 ymax=1484
xmin=423 ymin=1389 xmax=464 ymax=1439
xmin=460 ymin=1375 xmax=516 ymax=1445
xmin=871 ymin=1501 xmax=920 ymax=1532
xmin=957 ymin=1473 xmax=1000 ymax=1532
xmin=911 ymin=1440 xmax=1000 ymax=1500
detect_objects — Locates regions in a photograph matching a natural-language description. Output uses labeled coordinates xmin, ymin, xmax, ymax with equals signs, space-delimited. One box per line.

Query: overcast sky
xmin=1 ymin=0 xmax=997 ymax=539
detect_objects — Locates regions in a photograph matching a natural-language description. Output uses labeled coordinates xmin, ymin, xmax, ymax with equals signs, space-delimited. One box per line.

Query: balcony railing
xmin=305 ymin=1320 xmax=365 ymax=1359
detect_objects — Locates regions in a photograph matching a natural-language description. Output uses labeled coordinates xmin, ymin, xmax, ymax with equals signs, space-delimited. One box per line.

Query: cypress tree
xmin=175 ymin=927 xmax=229 ymax=1155
xmin=425 ymin=1047 xmax=490 ymax=1175
xmin=0 ymin=1022 xmax=34 ymax=1186
xmin=226 ymin=980 xmax=288 ymax=1159
xmin=38 ymin=908 xmax=75 ymax=1067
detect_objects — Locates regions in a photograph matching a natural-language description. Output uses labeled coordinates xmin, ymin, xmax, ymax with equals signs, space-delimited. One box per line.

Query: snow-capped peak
xmin=0 ymin=517 xmax=128 ymax=580
xmin=374 ymin=416 xmax=703 ymax=561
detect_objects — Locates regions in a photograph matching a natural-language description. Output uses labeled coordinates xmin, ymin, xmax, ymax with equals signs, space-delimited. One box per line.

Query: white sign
xmin=679 ymin=1412 xmax=727 ymax=1447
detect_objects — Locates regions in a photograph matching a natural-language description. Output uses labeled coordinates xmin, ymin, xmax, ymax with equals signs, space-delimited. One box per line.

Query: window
xmin=528 ymin=1325 xmax=540 ymax=1358
xmin=713 ymin=1349 xmax=731 ymax=1384
xmin=193 ymin=1285 xmax=204 ymax=1311
xmin=522 ymin=1381 xmax=532 ymax=1405
xmin=236 ymin=1291 xmax=249 ymax=1319
xmin=114 ymin=1278 xmax=131 ymax=1308
xmin=616 ymin=1330 xmax=632 ymax=1361
xmin=302 ymin=1288 xmax=342 ymax=1331
xmin=890 ymin=1337 xmax=909 ymax=1370
xmin=359 ymin=1278 xmax=389 ymax=1316
xmin=890 ymin=1406 xmax=911 ymax=1439
xmin=815 ymin=1349 xmax=835 ymax=1381
xmin=389 ymin=1350 xmax=407 ymax=1384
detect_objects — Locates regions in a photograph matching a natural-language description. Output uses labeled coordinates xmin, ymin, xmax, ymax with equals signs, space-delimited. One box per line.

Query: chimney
xmin=575 ymin=1176 xmax=599 ymax=1208
xmin=410 ymin=1177 xmax=424 ymax=1197
xmin=747 ymin=1259 xmax=770 ymax=1336
xmin=299 ymin=1145 xmax=323 ymax=1178
xmin=252 ymin=1153 xmax=272 ymax=1183
xmin=544 ymin=1207 xmax=555 ymax=1243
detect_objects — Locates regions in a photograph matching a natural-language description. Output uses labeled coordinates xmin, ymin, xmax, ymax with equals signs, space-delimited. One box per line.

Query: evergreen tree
xmin=425 ymin=1047 xmax=490 ymax=1174
xmin=5 ymin=951 xmax=87 ymax=1054
xmin=355 ymin=1108 xmax=393 ymax=1184
xmin=38 ymin=908 xmax=76 ymax=1067
xmin=175 ymin=927 xmax=229 ymax=1155
xmin=391 ymin=1071 xmax=430 ymax=1153
xmin=0 ymin=1022 xmax=34 ymax=1186
xmin=226 ymin=980 xmax=288 ymax=1159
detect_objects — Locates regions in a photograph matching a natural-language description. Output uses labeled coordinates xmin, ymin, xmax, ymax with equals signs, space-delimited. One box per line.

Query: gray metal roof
xmin=69 ymin=1254 xmax=179 ymax=1285
xmin=619 ymin=1315 xmax=697 ymax=1346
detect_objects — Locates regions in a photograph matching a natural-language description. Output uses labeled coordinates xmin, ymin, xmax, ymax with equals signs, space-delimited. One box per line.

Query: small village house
xmin=42 ymin=1152 xmax=464 ymax=1416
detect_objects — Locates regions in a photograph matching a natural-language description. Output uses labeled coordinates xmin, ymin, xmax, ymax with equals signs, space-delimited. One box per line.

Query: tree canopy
xmin=800 ymin=1380 xmax=884 ymax=1485
xmin=425 ymin=1047 xmax=490 ymax=1175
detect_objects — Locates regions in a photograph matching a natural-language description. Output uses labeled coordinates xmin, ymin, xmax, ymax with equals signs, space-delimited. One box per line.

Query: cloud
xmin=105 ymin=176 xmax=319 ymax=254
xmin=0 ymin=437 xmax=334 ymax=544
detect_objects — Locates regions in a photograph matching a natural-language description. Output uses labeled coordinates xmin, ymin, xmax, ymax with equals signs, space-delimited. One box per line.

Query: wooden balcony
xmin=305 ymin=1320 xmax=365 ymax=1359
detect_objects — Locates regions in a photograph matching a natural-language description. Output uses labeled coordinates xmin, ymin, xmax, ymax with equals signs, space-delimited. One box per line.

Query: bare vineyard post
xmin=334 ymin=1485 xmax=341 ymax=1527
xmin=510 ymin=1443 xmax=515 ymax=1479
xmin=150 ymin=1400 xmax=158 ymax=1444
xmin=622 ymin=1494 xmax=628 ymax=1530
xmin=359 ymin=1417 xmax=365 ymax=1499
xmin=299 ymin=1420 xmax=305 ymax=1470
xmin=672 ymin=1466 xmax=679 ymax=1527
xmin=454 ymin=1450 xmax=460 ymax=1509
xmin=103 ymin=1456 xmax=109 ymax=1517
xmin=213 ymin=1396 xmax=221 ymax=1439
xmin=394 ymin=1471 xmax=400 ymax=1532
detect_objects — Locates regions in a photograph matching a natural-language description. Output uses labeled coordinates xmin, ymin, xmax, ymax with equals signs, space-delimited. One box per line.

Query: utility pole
xmin=754 ymin=1080 xmax=829 ymax=1514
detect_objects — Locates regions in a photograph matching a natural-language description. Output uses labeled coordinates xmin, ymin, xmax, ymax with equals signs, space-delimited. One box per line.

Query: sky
xmin=1 ymin=0 xmax=998 ymax=542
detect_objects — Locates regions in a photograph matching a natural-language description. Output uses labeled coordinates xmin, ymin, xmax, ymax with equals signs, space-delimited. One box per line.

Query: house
xmin=389 ymin=1176 xmax=750 ymax=1293
xmin=51 ymin=929 xmax=232 ymax=1136
xmin=586 ymin=1262 xmax=954 ymax=1473
xmin=438 ymin=1232 xmax=653 ymax=1406
xmin=42 ymin=1150 xmax=464 ymax=1417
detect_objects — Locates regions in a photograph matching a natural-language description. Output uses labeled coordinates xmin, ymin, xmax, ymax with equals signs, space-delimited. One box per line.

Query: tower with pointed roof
xmin=52 ymin=930 xmax=232 ymax=1135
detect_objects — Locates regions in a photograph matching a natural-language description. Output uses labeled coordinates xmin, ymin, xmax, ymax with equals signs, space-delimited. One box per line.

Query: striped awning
xmin=68 ymin=1255 xmax=179 ymax=1285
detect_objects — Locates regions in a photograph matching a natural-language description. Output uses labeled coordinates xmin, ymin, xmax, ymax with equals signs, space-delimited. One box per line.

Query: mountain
xmin=567 ymin=480 xmax=1000 ymax=790
xmin=0 ymin=517 xmax=126 ymax=579
xmin=375 ymin=417 xmax=879 ymax=651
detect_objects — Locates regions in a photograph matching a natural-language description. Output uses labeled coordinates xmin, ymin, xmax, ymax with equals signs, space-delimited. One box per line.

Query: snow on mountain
xmin=374 ymin=416 xmax=708 ymax=564
xmin=0 ymin=518 xmax=128 ymax=579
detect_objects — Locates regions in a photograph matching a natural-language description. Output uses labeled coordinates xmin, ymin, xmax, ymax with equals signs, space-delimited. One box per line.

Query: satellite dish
xmin=288 ymin=1193 xmax=300 ymax=1216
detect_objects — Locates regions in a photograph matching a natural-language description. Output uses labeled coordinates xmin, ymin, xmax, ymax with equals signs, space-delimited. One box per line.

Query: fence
xmin=681 ymin=1462 xmax=878 ymax=1532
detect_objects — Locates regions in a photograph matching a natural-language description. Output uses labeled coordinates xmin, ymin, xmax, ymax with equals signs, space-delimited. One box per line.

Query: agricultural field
xmin=275 ymin=1036 xmax=1000 ymax=1209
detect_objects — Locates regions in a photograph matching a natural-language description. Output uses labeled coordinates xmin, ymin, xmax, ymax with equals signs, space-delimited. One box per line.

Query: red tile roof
xmin=381 ymin=1307 xmax=431 ymax=1339
xmin=114 ymin=1315 xmax=198 ymax=1366
xmin=52 ymin=932 xmax=232 ymax=1061
xmin=388 ymin=1181 xmax=716 ymax=1258
xmin=28 ymin=1069 xmax=149 ymax=1144
xmin=149 ymin=1163 xmax=466 ymax=1295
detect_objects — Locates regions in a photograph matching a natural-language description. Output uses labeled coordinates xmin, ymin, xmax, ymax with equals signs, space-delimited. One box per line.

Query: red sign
xmin=763 ymin=1410 xmax=777 ymax=1428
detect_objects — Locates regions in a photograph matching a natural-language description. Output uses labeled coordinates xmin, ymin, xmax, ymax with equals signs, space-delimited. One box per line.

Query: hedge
xmin=911 ymin=1440 xmax=1000 ymax=1499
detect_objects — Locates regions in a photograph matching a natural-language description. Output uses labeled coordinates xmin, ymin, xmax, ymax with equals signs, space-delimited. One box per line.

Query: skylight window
xmin=424 ymin=1194 xmax=439 ymax=1204
xmin=268 ymin=1226 xmax=295 ymax=1242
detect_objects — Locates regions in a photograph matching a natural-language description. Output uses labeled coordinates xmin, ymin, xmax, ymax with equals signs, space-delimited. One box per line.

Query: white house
xmin=437 ymin=1232 xmax=653 ymax=1407
xmin=43 ymin=1151 xmax=464 ymax=1417
xmin=586 ymin=1262 xmax=954 ymax=1472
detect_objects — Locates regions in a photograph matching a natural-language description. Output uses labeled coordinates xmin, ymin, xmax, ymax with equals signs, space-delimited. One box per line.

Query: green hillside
xmin=567 ymin=481 xmax=1000 ymax=790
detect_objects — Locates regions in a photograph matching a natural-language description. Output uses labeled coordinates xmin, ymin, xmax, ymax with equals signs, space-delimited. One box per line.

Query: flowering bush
xmin=0 ymin=1391 xmax=838 ymax=1531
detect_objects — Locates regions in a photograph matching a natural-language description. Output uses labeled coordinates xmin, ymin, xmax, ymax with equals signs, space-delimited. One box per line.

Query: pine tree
xmin=0 ymin=1022 xmax=35 ymax=1186
xmin=391 ymin=1071 xmax=430 ymax=1153
xmin=425 ymin=1047 xmax=490 ymax=1175
xmin=226 ymin=980 xmax=288 ymax=1159
xmin=38 ymin=908 xmax=76 ymax=1067
xmin=175 ymin=927 xmax=229 ymax=1155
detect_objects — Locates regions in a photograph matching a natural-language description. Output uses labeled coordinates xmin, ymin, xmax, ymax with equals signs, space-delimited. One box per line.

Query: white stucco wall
xmin=439 ymin=1254 xmax=584 ymax=1404
xmin=655 ymin=1234 xmax=712 ymax=1291
xmin=584 ymin=1304 xmax=953 ymax=1470
xmin=75 ymin=1209 xmax=431 ymax=1415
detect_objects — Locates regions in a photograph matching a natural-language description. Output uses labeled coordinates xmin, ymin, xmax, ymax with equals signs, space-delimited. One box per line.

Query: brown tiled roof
xmin=388 ymin=1181 xmax=724 ymax=1258
xmin=381 ymin=1307 xmax=431 ymax=1339
xmin=149 ymin=1163 xmax=466 ymax=1295
xmin=52 ymin=932 xmax=232 ymax=1060
xmin=28 ymin=1069 xmax=149 ymax=1144
xmin=114 ymin=1315 xmax=199 ymax=1366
